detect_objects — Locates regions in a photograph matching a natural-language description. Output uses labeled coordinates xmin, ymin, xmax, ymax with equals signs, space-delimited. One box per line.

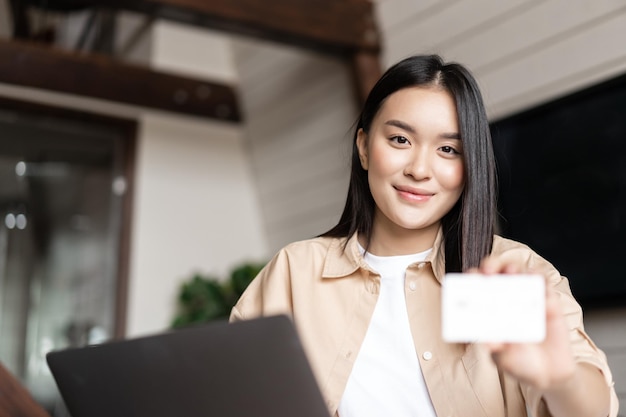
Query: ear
xmin=356 ymin=128 xmax=369 ymax=170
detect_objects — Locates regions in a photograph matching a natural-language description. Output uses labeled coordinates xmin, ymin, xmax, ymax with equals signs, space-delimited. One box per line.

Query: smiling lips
xmin=395 ymin=185 xmax=434 ymax=202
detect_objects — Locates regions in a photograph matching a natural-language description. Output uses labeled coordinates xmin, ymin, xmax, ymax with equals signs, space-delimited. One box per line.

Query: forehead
xmin=375 ymin=86 xmax=458 ymax=125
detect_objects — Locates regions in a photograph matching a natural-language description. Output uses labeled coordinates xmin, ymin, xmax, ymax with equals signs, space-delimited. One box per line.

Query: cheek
xmin=369 ymin=145 xmax=403 ymax=176
xmin=437 ymin=162 xmax=465 ymax=191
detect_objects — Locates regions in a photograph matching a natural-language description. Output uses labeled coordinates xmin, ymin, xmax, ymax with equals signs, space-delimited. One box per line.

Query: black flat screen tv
xmin=490 ymin=72 xmax=626 ymax=308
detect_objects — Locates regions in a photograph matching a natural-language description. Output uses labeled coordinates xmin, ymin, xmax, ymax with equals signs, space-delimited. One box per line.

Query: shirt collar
xmin=322 ymin=228 xmax=447 ymax=284
xmin=321 ymin=234 xmax=365 ymax=278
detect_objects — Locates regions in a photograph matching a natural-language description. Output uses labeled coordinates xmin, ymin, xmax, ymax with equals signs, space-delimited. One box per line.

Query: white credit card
xmin=442 ymin=273 xmax=546 ymax=343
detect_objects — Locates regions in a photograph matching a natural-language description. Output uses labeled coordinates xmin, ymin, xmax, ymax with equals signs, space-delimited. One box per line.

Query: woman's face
xmin=357 ymin=86 xmax=465 ymax=236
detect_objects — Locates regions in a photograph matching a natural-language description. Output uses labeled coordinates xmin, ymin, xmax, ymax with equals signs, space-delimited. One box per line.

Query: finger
xmin=479 ymin=256 xmax=522 ymax=275
xmin=478 ymin=256 xmax=503 ymax=274
xmin=544 ymin=284 xmax=562 ymax=320
xmin=483 ymin=342 xmax=505 ymax=353
xmin=482 ymin=342 xmax=512 ymax=369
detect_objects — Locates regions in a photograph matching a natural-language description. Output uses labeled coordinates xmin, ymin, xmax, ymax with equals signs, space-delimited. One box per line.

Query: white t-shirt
xmin=338 ymin=247 xmax=438 ymax=417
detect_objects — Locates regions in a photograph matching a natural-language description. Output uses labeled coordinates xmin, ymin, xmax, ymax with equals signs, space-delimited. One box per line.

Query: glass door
xmin=0 ymin=99 xmax=135 ymax=415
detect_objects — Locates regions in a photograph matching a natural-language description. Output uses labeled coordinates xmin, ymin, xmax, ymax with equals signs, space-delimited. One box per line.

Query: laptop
xmin=46 ymin=315 xmax=331 ymax=417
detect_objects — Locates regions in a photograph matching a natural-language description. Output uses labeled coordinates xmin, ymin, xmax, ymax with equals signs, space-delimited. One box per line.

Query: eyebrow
xmin=384 ymin=119 xmax=461 ymax=140
xmin=385 ymin=119 xmax=416 ymax=133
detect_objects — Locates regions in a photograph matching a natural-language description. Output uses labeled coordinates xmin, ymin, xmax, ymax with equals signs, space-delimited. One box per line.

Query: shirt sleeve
xmin=229 ymin=247 xmax=295 ymax=323
xmin=511 ymin=249 xmax=619 ymax=417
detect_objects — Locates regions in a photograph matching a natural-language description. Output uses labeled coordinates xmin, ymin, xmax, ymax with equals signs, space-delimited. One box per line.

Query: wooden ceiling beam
xmin=83 ymin=0 xmax=380 ymax=55
xmin=98 ymin=0 xmax=383 ymax=102
xmin=350 ymin=50 xmax=382 ymax=105
xmin=0 ymin=39 xmax=241 ymax=122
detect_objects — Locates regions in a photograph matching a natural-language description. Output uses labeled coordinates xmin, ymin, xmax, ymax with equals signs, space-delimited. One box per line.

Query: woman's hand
xmin=472 ymin=255 xmax=575 ymax=389
xmin=471 ymin=256 xmax=611 ymax=417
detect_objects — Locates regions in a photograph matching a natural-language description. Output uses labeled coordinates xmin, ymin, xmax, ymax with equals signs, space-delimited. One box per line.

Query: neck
xmin=361 ymin=214 xmax=440 ymax=256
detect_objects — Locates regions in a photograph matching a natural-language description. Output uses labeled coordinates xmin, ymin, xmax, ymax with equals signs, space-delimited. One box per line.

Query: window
xmin=0 ymin=97 xmax=135 ymax=415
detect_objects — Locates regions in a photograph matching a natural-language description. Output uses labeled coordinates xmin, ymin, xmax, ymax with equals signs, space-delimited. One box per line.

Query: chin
xmin=395 ymin=219 xmax=436 ymax=232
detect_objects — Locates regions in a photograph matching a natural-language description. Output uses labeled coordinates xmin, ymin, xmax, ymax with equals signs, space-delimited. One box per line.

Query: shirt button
xmin=408 ymin=281 xmax=417 ymax=291
xmin=423 ymin=351 xmax=433 ymax=361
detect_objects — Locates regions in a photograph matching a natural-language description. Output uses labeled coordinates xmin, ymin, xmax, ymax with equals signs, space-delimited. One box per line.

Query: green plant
xmin=171 ymin=261 xmax=265 ymax=328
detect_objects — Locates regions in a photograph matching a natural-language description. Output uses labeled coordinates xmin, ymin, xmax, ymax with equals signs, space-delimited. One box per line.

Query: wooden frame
xmin=98 ymin=0 xmax=380 ymax=55
xmin=0 ymin=39 xmax=241 ymax=122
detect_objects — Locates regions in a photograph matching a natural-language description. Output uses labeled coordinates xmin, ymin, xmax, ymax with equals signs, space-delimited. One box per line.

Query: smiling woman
xmin=355 ymin=87 xmax=465 ymax=256
xmin=230 ymin=55 xmax=618 ymax=417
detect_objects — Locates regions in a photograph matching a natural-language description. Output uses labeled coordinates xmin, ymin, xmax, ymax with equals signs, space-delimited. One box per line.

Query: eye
xmin=390 ymin=135 xmax=410 ymax=145
xmin=439 ymin=145 xmax=460 ymax=155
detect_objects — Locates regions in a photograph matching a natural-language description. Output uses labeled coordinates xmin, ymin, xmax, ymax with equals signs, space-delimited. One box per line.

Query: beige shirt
xmin=231 ymin=231 xmax=618 ymax=417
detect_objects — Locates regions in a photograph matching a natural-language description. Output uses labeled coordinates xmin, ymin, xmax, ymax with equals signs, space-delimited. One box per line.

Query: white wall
xmin=584 ymin=308 xmax=626 ymax=406
xmin=377 ymin=0 xmax=626 ymax=120
xmin=231 ymin=37 xmax=357 ymax=253
xmin=126 ymin=22 xmax=267 ymax=336
xmin=126 ymin=112 xmax=267 ymax=336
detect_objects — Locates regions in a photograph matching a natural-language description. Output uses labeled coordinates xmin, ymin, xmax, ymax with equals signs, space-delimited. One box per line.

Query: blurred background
xmin=0 ymin=0 xmax=624 ymax=415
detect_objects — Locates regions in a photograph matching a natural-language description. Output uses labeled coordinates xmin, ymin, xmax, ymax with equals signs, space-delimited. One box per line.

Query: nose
xmin=403 ymin=147 xmax=431 ymax=180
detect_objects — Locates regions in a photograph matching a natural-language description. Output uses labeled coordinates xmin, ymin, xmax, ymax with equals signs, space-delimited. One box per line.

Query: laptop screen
xmin=47 ymin=315 xmax=330 ymax=417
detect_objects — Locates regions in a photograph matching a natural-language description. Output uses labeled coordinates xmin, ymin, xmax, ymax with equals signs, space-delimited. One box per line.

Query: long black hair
xmin=321 ymin=54 xmax=497 ymax=273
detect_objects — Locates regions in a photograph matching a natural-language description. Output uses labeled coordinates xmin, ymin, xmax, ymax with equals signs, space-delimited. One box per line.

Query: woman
xmin=230 ymin=55 xmax=618 ymax=417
